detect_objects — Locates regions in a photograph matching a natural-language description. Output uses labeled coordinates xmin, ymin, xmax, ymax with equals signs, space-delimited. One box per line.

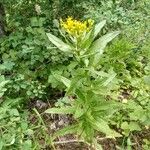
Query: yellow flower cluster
xmin=60 ymin=17 xmax=94 ymax=37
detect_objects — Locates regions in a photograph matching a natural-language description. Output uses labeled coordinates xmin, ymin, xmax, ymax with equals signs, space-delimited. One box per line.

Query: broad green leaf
xmin=121 ymin=121 xmax=141 ymax=132
xmin=121 ymin=121 xmax=129 ymax=130
xmin=94 ymin=20 xmax=106 ymax=38
xmin=90 ymin=31 xmax=120 ymax=66
xmin=121 ymin=121 xmax=141 ymax=136
xmin=46 ymin=33 xmax=72 ymax=52
xmin=1 ymin=98 xmax=22 ymax=107
xmin=129 ymin=122 xmax=141 ymax=131
xmin=45 ymin=106 xmax=74 ymax=114
xmin=0 ymin=61 xmax=15 ymax=71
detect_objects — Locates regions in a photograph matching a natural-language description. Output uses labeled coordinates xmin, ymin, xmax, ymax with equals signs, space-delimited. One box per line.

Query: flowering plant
xmin=47 ymin=17 xmax=120 ymax=68
xmin=46 ymin=17 xmax=121 ymax=148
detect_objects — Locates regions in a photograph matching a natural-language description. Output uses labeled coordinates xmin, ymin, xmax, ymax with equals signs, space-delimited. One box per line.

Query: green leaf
xmin=127 ymin=137 xmax=132 ymax=150
xmin=75 ymin=89 xmax=86 ymax=101
xmin=0 ymin=75 xmax=9 ymax=97
xmin=46 ymin=33 xmax=72 ymax=52
xmin=83 ymin=123 xmax=95 ymax=142
xmin=45 ymin=106 xmax=74 ymax=114
xmin=121 ymin=121 xmax=129 ymax=130
xmin=80 ymin=20 xmax=106 ymax=55
xmin=80 ymin=29 xmax=94 ymax=50
xmin=103 ymin=72 xmax=116 ymax=86
xmin=67 ymin=76 xmax=83 ymax=94
xmin=121 ymin=121 xmax=141 ymax=136
xmin=143 ymin=75 xmax=150 ymax=86
xmin=30 ymin=17 xmax=39 ymax=27
xmin=0 ymin=80 xmax=8 ymax=89
xmin=22 ymin=140 xmax=32 ymax=150
xmin=53 ymin=74 xmax=71 ymax=88
xmin=74 ymin=105 xmax=84 ymax=119
xmin=88 ymin=115 xmax=121 ymax=138
xmin=0 ymin=140 xmax=3 ymax=150
xmin=0 ymin=61 xmax=15 ymax=71
xmin=90 ymin=31 xmax=120 ymax=66
xmin=94 ymin=20 xmax=106 ymax=38
xmin=129 ymin=122 xmax=141 ymax=131
xmin=93 ymin=101 xmax=119 ymax=111
xmin=53 ymin=124 xmax=78 ymax=140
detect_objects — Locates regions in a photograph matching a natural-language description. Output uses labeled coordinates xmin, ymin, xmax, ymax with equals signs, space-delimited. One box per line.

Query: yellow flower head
xmin=60 ymin=17 xmax=94 ymax=37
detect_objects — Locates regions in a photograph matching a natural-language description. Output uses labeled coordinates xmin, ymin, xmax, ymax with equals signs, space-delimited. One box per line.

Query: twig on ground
xmin=54 ymin=137 xmax=106 ymax=145
xmin=54 ymin=139 xmax=84 ymax=145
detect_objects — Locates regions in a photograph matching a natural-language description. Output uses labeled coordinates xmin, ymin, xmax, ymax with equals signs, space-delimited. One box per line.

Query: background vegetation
xmin=0 ymin=0 xmax=150 ymax=149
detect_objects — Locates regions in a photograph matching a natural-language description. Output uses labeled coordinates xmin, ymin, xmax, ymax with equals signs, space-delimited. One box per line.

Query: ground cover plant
xmin=0 ymin=0 xmax=150 ymax=149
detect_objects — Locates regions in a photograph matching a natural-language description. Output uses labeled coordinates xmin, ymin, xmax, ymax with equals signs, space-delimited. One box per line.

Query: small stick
xmin=54 ymin=139 xmax=84 ymax=145
xmin=54 ymin=137 xmax=106 ymax=145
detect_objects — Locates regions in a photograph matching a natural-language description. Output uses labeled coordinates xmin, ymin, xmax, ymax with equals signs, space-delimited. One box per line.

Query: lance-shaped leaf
xmin=45 ymin=106 xmax=75 ymax=114
xmin=88 ymin=116 xmax=122 ymax=138
xmin=90 ymin=31 xmax=120 ymax=66
xmin=53 ymin=124 xmax=78 ymax=140
xmin=80 ymin=20 xmax=106 ymax=54
xmin=102 ymin=72 xmax=117 ymax=86
xmin=94 ymin=20 xmax=106 ymax=39
xmin=46 ymin=33 xmax=72 ymax=52
xmin=52 ymin=74 xmax=71 ymax=88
